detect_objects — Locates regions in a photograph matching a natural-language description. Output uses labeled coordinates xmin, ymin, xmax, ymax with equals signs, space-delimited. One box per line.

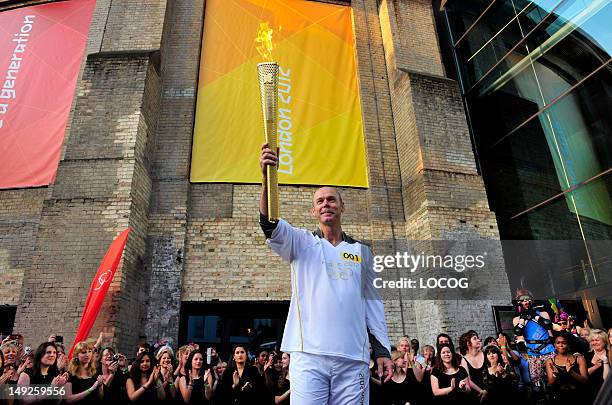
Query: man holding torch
xmin=259 ymin=144 xmax=393 ymax=404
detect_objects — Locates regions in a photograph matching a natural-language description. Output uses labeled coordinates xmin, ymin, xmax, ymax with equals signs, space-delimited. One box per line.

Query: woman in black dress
xmin=214 ymin=345 xmax=267 ymax=405
xmin=545 ymin=331 xmax=588 ymax=405
xmin=430 ymin=344 xmax=471 ymax=405
xmin=274 ymin=352 xmax=290 ymax=405
xmin=156 ymin=346 xmax=178 ymax=402
xmin=585 ymin=329 xmax=610 ymax=401
xmin=384 ymin=350 xmax=422 ymax=405
xmin=178 ymin=349 xmax=213 ymax=404
xmin=459 ymin=330 xmax=486 ymax=403
xmin=480 ymin=344 xmax=516 ymax=405
xmin=126 ymin=351 xmax=166 ymax=402
xmin=420 ymin=345 xmax=435 ymax=404
xmin=1 ymin=340 xmax=28 ymax=385
xmin=66 ymin=341 xmax=103 ymax=403
xmin=98 ymin=347 xmax=127 ymax=402
xmin=17 ymin=342 xmax=70 ymax=404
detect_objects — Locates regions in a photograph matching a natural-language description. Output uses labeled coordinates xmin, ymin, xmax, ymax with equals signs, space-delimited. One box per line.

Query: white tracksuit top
xmin=267 ymin=219 xmax=391 ymax=363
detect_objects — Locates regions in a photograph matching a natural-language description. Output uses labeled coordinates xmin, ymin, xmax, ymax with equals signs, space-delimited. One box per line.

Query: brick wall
xmin=1 ymin=0 xmax=514 ymax=351
xmin=377 ymin=0 xmax=511 ymax=343
xmin=0 ymin=188 xmax=46 ymax=305
xmin=143 ymin=0 xmax=203 ymax=344
xmin=13 ymin=52 xmax=161 ymax=353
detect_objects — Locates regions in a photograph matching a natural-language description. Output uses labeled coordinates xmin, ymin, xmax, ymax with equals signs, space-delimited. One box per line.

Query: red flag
xmin=68 ymin=228 xmax=130 ymax=358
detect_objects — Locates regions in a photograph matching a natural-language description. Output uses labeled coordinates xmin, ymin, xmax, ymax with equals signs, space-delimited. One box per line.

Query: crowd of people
xmin=0 ymin=331 xmax=295 ymax=405
xmin=0 ymin=312 xmax=610 ymax=404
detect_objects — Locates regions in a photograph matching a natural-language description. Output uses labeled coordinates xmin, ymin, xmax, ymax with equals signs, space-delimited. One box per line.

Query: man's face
xmin=311 ymin=187 xmax=344 ymax=226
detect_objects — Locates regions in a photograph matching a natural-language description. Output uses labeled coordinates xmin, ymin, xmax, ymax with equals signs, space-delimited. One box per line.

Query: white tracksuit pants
xmin=289 ymin=351 xmax=370 ymax=405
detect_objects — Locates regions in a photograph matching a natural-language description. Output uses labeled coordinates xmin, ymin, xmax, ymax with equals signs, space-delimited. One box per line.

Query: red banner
xmin=68 ymin=228 xmax=130 ymax=358
xmin=0 ymin=0 xmax=95 ymax=189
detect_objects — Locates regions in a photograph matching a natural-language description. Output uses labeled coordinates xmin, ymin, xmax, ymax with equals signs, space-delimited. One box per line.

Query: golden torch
xmin=256 ymin=23 xmax=279 ymax=221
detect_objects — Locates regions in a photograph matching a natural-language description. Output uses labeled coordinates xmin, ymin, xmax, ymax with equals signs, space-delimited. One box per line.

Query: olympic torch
xmin=258 ymin=62 xmax=280 ymax=221
xmin=256 ymin=23 xmax=279 ymax=221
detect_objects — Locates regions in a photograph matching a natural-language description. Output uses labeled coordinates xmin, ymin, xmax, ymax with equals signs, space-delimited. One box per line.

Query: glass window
xmin=477 ymin=67 xmax=611 ymax=218
xmin=499 ymin=175 xmax=611 ymax=296
xmin=455 ymin=0 xmax=562 ymax=87
xmin=497 ymin=174 xmax=611 ymax=239
xmin=474 ymin=1 xmax=611 ymax=98
xmin=457 ymin=0 xmax=610 ymax=92
xmin=446 ymin=0 xmax=612 ymax=306
xmin=446 ymin=0 xmax=494 ymax=44
xmin=597 ymin=297 xmax=612 ymax=327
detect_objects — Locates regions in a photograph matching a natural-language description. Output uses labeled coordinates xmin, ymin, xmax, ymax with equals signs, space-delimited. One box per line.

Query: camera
xmin=112 ymin=354 xmax=121 ymax=362
xmin=55 ymin=335 xmax=64 ymax=343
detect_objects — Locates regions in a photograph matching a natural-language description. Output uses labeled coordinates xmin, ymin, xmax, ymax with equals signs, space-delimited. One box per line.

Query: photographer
xmin=48 ymin=335 xmax=68 ymax=374
xmin=99 ymin=347 xmax=127 ymax=402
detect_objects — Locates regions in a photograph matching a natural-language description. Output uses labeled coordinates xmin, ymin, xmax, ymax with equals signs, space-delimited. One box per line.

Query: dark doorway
xmin=179 ymin=301 xmax=289 ymax=361
xmin=0 ymin=305 xmax=16 ymax=339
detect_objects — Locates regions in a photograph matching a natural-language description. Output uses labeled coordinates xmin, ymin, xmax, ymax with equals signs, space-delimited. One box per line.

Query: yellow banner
xmin=190 ymin=0 xmax=368 ymax=187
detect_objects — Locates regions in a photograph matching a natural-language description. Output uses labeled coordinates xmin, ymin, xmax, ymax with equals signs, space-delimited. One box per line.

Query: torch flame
xmin=255 ymin=22 xmax=275 ymax=61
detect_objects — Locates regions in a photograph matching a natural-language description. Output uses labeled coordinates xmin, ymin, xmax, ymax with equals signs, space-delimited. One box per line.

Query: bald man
xmin=259 ymin=143 xmax=392 ymax=405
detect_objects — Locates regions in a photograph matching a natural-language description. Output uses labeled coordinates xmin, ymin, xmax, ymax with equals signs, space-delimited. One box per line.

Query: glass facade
xmin=444 ymin=0 xmax=611 ymax=300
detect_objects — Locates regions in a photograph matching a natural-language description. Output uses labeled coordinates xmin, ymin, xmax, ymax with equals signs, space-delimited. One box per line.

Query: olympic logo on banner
xmin=94 ymin=269 xmax=113 ymax=291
